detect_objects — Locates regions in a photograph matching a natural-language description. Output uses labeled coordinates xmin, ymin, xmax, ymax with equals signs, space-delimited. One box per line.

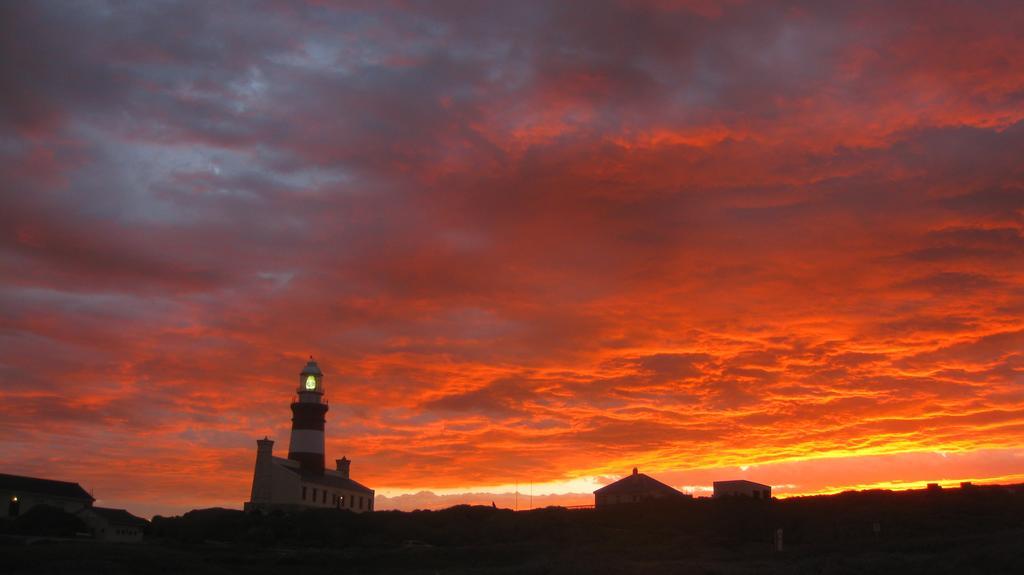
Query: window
xmin=312 ymin=488 xmax=317 ymax=502
xmin=322 ymin=490 xmax=327 ymax=504
xmin=302 ymin=486 xmax=307 ymax=500
xmin=350 ymin=494 xmax=354 ymax=508
xmin=359 ymin=496 xmax=364 ymax=510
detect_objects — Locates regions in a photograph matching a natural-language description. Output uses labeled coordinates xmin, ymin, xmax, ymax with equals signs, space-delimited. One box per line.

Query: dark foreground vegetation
xmin=4 ymin=485 xmax=1024 ymax=574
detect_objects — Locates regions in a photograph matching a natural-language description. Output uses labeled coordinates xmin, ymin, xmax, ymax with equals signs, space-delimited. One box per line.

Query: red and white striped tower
xmin=287 ymin=358 xmax=329 ymax=474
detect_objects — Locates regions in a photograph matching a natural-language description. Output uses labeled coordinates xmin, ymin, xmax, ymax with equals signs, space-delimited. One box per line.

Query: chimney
xmin=336 ymin=457 xmax=351 ymax=479
xmin=255 ymin=438 xmax=274 ymax=473
xmin=250 ymin=437 xmax=275 ymax=505
xmin=632 ymin=467 xmax=638 ymax=476
xmin=254 ymin=433 xmax=272 ymax=452
xmin=257 ymin=437 xmax=274 ymax=459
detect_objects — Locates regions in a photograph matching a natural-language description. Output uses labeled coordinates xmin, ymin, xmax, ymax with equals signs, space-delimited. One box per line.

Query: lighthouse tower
xmin=287 ymin=358 xmax=329 ymax=474
xmin=245 ymin=358 xmax=375 ymax=513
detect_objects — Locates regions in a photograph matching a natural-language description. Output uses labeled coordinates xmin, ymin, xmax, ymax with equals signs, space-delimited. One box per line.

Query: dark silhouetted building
xmin=78 ymin=507 xmax=148 ymax=542
xmin=0 ymin=473 xmax=95 ymax=518
xmin=594 ymin=468 xmax=687 ymax=507
xmin=713 ymin=479 xmax=771 ymax=499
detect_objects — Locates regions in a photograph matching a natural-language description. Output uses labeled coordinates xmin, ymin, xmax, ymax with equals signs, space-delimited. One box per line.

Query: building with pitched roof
xmin=244 ymin=359 xmax=375 ymax=513
xmin=594 ymin=468 xmax=688 ymax=507
xmin=1 ymin=473 xmax=95 ymax=519
xmin=77 ymin=507 xmax=148 ymax=542
xmin=713 ymin=480 xmax=771 ymax=499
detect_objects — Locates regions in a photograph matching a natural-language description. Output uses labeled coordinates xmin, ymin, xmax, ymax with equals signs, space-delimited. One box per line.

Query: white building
xmin=1 ymin=473 xmax=95 ymax=519
xmin=77 ymin=507 xmax=148 ymax=542
xmin=713 ymin=480 xmax=772 ymax=499
xmin=244 ymin=359 xmax=375 ymax=513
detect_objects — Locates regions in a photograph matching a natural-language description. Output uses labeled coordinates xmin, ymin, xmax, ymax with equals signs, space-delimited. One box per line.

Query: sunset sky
xmin=2 ymin=1 xmax=1023 ymax=519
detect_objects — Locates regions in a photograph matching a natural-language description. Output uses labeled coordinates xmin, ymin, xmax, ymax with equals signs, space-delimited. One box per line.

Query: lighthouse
xmin=245 ymin=358 xmax=375 ymax=513
xmin=287 ymin=358 xmax=328 ymax=474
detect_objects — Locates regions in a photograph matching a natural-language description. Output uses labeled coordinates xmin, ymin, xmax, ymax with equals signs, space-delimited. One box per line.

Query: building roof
xmin=273 ymin=456 xmax=300 ymax=469
xmin=0 ymin=473 xmax=95 ymax=501
xmin=594 ymin=468 xmax=683 ymax=497
xmin=300 ymin=471 xmax=374 ymax=494
xmin=81 ymin=507 xmax=148 ymax=527
xmin=271 ymin=457 xmax=373 ymax=493
xmin=301 ymin=358 xmax=323 ymax=376
xmin=713 ymin=480 xmax=771 ymax=489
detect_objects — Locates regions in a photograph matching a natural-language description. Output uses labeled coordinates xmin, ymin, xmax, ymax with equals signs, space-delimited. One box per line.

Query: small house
xmin=712 ymin=480 xmax=771 ymax=499
xmin=594 ymin=468 xmax=687 ymax=507
xmin=0 ymin=473 xmax=95 ymax=518
xmin=78 ymin=507 xmax=148 ymax=542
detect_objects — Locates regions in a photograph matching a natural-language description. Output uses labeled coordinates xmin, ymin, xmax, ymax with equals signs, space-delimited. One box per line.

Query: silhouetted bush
xmin=109 ymin=486 xmax=1024 ymax=574
xmin=147 ymin=487 xmax=1024 ymax=555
